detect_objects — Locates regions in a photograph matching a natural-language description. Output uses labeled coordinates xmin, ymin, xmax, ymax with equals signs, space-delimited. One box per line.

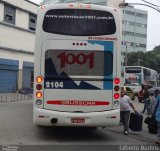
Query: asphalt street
xmin=0 ymin=97 xmax=158 ymax=151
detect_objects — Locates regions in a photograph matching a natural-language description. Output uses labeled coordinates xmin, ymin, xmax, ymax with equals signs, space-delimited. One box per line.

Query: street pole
xmin=125 ymin=44 xmax=127 ymax=66
xmin=138 ymin=58 xmax=141 ymax=66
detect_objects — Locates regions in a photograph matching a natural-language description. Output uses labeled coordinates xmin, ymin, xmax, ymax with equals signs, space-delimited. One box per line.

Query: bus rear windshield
xmin=45 ymin=50 xmax=113 ymax=78
xmin=125 ymin=68 xmax=141 ymax=73
xmin=43 ymin=9 xmax=116 ymax=36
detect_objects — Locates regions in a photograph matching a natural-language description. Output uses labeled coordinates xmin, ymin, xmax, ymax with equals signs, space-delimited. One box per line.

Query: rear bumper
xmin=33 ymin=106 xmax=120 ymax=127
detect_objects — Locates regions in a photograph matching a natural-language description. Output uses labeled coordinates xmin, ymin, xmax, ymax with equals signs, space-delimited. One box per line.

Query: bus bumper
xmin=33 ymin=107 xmax=120 ymax=127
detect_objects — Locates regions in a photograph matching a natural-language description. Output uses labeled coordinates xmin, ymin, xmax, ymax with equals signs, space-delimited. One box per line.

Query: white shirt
xmin=120 ymin=95 xmax=132 ymax=111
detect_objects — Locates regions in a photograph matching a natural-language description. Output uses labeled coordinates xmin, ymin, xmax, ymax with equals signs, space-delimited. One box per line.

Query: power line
xmin=121 ymin=2 xmax=160 ymax=12
xmin=141 ymin=0 xmax=160 ymax=7
xmin=140 ymin=0 xmax=160 ymax=11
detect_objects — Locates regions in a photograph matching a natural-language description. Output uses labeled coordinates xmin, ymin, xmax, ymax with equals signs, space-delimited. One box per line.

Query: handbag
xmin=148 ymin=120 xmax=157 ymax=134
xmin=144 ymin=117 xmax=152 ymax=124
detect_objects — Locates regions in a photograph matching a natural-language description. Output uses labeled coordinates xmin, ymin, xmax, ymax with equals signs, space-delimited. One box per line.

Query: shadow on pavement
xmin=35 ymin=126 xmax=111 ymax=142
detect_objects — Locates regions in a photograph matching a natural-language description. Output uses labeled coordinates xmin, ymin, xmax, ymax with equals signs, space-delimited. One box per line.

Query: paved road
xmin=0 ymin=98 xmax=158 ymax=150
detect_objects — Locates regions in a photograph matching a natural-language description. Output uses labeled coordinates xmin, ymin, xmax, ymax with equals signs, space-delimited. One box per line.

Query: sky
xmin=30 ymin=0 xmax=160 ymax=51
xmin=126 ymin=0 xmax=160 ymax=51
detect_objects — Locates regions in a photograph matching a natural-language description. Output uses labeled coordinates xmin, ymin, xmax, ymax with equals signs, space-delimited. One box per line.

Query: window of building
xmin=142 ymin=24 xmax=147 ymax=28
xmin=121 ymin=52 xmax=126 ymax=55
xmin=135 ymin=23 xmax=147 ymax=28
xmin=136 ymin=23 xmax=142 ymax=27
xmin=123 ymin=20 xmax=135 ymax=26
xmin=139 ymin=43 xmax=146 ymax=48
xmin=29 ymin=14 xmax=37 ymax=31
xmin=125 ymin=10 xmax=135 ymax=16
xmin=136 ymin=13 xmax=147 ymax=19
xmin=135 ymin=33 xmax=146 ymax=38
xmin=4 ymin=4 xmax=16 ymax=24
xmin=123 ymin=31 xmax=134 ymax=36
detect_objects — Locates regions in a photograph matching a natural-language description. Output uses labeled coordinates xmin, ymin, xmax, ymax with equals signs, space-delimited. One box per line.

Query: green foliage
xmin=127 ymin=45 xmax=160 ymax=73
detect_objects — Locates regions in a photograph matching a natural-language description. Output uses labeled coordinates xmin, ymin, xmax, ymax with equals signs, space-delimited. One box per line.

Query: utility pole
xmin=138 ymin=58 xmax=141 ymax=66
xmin=125 ymin=44 xmax=128 ymax=66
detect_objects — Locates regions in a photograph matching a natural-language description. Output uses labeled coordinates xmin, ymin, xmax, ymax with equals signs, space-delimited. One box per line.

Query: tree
xmin=127 ymin=45 xmax=160 ymax=73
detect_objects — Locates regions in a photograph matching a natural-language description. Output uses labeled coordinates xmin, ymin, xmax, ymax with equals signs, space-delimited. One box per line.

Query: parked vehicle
xmin=121 ymin=86 xmax=135 ymax=100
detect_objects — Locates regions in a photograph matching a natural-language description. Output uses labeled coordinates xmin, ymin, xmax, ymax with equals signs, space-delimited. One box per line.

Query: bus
xmin=123 ymin=66 xmax=158 ymax=94
xmin=33 ymin=3 xmax=121 ymax=127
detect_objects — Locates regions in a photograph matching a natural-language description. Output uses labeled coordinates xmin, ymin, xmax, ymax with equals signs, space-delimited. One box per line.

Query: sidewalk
xmin=106 ymin=98 xmax=157 ymax=144
xmin=0 ymin=93 xmax=32 ymax=102
xmin=106 ymin=123 xmax=156 ymax=144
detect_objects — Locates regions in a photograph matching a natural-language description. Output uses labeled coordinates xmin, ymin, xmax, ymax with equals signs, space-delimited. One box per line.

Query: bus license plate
xmin=71 ymin=118 xmax=85 ymax=123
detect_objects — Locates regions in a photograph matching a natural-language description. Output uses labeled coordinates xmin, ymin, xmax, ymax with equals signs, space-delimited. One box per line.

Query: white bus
xmin=33 ymin=3 xmax=121 ymax=127
xmin=124 ymin=66 xmax=157 ymax=94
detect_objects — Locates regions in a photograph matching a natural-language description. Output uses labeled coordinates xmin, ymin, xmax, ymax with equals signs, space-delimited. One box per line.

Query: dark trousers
xmin=120 ymin=110 xmax=130 ymax=131
xmin=142 ymin=98 xmax=150 ymax=114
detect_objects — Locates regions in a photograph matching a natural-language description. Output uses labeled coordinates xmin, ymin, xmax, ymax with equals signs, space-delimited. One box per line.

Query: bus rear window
xmin=43 ymin=9 xmax=116 ymax=36
xmin=125 ymin=67 xmax=141 ymax=73
xmin=45 ymin=50 xmax=113 ymax=77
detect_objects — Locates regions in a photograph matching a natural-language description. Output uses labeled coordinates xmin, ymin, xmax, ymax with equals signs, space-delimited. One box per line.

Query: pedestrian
xmin=141 ymin=86 xmax=151 ymax=115
xmin=138 ymin=84 xmax=144 ymax=103
xmin=152 ymin=90 xmax=160 ymax=144
xmin=120 ymin=88 xmax=137 ymax=135
xmin=150 ymin=89 xmax=160 ymax=114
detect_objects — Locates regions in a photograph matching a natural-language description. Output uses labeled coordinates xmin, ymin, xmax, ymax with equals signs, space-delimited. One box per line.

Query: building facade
xmin=0 ymin=0 xmax=38 ymax=92
xmin=121 ymin=5 xmax=147 ymax=66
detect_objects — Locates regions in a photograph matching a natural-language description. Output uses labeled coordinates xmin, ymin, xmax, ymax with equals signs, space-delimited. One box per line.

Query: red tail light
xmin=36 ymin=84 xmax=42 ymax=90
xmin=114 ymin=93 xmax=120 ymax=99
xmin=114 ymin=78 xmax=120 ymax=85
xmin=114 ymin=86 xmax=120 ymax=91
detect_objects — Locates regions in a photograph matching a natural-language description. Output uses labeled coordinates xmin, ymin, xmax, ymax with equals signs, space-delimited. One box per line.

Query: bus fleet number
xmin=45 ymin=82 xmax=64 ymax=88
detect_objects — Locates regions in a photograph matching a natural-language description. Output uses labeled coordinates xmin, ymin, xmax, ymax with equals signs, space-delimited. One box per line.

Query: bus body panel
xmin=42 ymin=40 xmax=115 ymax=112
xmin=43 ymin=89 xmax=113 ymax=112
xmin=33 ymin=3 xmax=121 ymax=127
xmin=33 ymin=106 xmax=120 ymax=127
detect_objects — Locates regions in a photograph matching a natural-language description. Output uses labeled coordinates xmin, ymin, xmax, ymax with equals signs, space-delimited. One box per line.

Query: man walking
xmin=120 ymin=88 xmax=137 ymax=135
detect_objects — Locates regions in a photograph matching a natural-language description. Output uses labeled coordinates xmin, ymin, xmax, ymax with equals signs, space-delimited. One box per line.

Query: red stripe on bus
xmin=46 ymin=100 xmax=110 ymax=106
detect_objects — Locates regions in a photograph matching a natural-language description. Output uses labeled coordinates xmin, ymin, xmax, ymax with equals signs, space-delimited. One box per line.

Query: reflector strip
xmin=46 ymin=100 xmax=110 ymax=106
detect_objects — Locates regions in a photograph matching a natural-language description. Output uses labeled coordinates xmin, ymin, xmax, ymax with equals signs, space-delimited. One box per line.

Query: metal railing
xmin=0 ymin=93 xmax=33 ymax=103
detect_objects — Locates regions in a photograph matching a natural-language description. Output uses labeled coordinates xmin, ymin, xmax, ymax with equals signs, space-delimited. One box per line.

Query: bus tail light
xmin=36 ymin=99 xmax=42 ymax=106
xmin=113 ymin=77 xmax=120 ymax=108
xmin=114 ymin=85 xmax=120 ymax=91
xmin=36 ymin=84 xmax=42 ymax=90
xmin=113 ymin=100 xmax=119 ymax=107
xmin=36 ymin=92 xmax=42 ymax=98
xmin=114 ymin=77 xmax=120 ymax=85
xmin=36 ymin=76 xmax=43 ymax=83
xmin=114 ymin=93 xmax=120 ymax=99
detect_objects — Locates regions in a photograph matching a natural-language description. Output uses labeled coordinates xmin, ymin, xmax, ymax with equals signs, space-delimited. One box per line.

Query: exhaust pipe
xmin=51 ymin=118 xmax=58 ymax=124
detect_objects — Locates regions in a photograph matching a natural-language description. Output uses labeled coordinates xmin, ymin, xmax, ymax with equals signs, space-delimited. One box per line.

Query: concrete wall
xmin=0 ymin=0 xmax=38 ymax=90
xmin=0 ymin=24 xmax=35 ymax=53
